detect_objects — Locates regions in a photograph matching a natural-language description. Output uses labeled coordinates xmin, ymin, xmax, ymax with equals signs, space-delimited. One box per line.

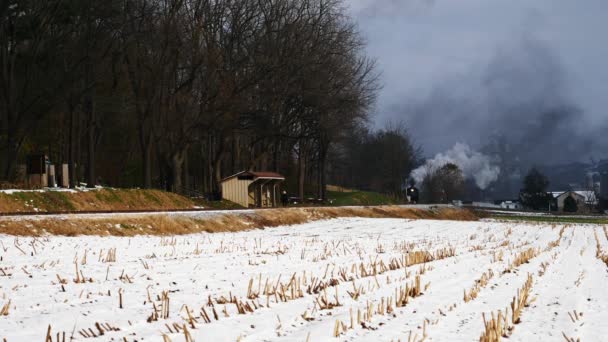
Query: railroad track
xmin=0 ymin=204 xmax=448 ymax=219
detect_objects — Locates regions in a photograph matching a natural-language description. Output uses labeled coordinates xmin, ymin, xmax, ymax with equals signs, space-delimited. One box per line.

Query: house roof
xmin=552 ymin=191 xmax=582 ymax=197
xmin=249 ymin=171 xmax=284 ymax=179
xmin=221 ymin=171 xmax=285 ymax=182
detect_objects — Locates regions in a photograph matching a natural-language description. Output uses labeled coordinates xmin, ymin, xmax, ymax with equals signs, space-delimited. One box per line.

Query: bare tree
xmin=0 ymin=1 xmax=67 ymax=179
xmin=421 ymin=163 xmax=465 ymax=203
xmin=0 ymin=0 xmax=383 ymax=199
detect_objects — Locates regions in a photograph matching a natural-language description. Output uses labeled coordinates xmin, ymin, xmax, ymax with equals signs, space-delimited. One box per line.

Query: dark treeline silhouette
xmin=420 ymin=163 xmax=464 ymax=204
xmin=328 ymin=123 xmax=421 ymax=200
xmin=0 ymin=0 xmax=420 ymax=200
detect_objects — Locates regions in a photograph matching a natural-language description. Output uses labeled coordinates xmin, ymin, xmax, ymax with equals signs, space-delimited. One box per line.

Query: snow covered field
xmin=1 ymin=217 xmax=607 ymax=341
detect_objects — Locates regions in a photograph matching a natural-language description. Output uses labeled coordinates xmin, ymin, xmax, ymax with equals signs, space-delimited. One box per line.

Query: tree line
xmin=0 ymin=0 xmax=420 ymax=200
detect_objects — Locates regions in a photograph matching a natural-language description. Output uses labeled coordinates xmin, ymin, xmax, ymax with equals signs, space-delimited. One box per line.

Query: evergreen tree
xmin=563 ymin=195 xmax=578 ymax=212
xmin=520 ymin=168 xmax=553 ymax=210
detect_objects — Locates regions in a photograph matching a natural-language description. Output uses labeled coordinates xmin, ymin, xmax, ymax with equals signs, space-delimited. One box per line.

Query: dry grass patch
xmin=0 ymin=188 xmax=194 ymax=213
xmin=0 ymin=206 xmax=477 ymax=236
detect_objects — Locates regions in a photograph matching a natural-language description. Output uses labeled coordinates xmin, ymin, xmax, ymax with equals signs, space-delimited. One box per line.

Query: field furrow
xmin=0 ymin=217 xmax=605 ymax=341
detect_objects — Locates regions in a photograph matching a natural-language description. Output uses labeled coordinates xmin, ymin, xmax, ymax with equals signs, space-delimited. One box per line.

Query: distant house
xmin=551 ymin=191 xmax=596 ymax=212
xmin=495 ymin=200 xmax=522 ymax=210
xmin=471 ymin=201 xmax=500 ymax=209
xmin=220 ymin=171 xmax=284 ymax=208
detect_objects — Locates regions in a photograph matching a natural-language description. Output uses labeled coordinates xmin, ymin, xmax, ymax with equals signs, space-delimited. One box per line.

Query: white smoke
xmin=411 ymin=143 xmax=500 ymax=190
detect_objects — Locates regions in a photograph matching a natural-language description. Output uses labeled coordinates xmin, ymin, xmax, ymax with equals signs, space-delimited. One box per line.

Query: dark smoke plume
xmin=397 ymin=36 xmax=603 ymax=166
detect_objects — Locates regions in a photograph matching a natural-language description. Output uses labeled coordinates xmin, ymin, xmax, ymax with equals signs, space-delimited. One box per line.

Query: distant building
xmin=452 ymin=200 xmax=463 ymax=207
xmin=471 ymin=201 xmax=500 ymax=209
xmin=495 ymin=200 xmax=522 ymax=210
xmin=551 ymin=190 xmax=596 ymax=212
xmin=220 ymin=171 xmax=284 ymax=208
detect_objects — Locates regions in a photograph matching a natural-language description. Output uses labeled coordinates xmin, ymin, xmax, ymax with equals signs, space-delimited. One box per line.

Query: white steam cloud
xmin=411 ymin=143 xmax=500 ymax=190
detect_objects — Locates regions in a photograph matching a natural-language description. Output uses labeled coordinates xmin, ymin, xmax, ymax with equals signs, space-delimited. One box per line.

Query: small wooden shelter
xmin=220 ymin=171 xmax=285 ymax=208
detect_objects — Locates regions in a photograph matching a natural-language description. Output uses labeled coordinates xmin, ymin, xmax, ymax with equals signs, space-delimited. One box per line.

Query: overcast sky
xmin=347 ymin=0 xmax=608 ymax=162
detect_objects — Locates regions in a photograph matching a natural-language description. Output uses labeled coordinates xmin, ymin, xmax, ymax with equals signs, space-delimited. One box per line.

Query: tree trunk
xmin=68 ymin=106 xmax=77 ymax=188
xmin=259 ymin=150 xmax=268 ymax=170
xmin=317 ymin=161 xmax=325 ymax=200
xmin=317 ymin=140 xmax=328 ymax=200
xmin=170 ymin=151 xmax=185 ymax=193
xmin=298 ymin=144 xmax=305 ymax=201
xmin=85 ymin=79 xmax=96 ymax=188
xmin=86 ymin=116 xmax=96 ymax=188
xmin=206 ymin=136 xmax=214 ymax=194
xmin=234 ymin=135 xmax=241 ymax=174
xmin=213 ymin=157 xmax=222 ymax=193
xmin=75 ymin=112 xmax=83 ymax=182
xmin=140 ymin=132 xmax=152 ymax=189
xmin=183 ymin=150 xmax=190 ymax=190
xmin=4 ymin=126 xmax=19 ymax=180
xmin=158 ymin=150 xmax=169 ymax=191
xmin=210 ymin=135 xmax=226 ymax=194
xmin=201 ymin=141 xmax=209 ymax=193
xmin=272 ymin=138 xmax=280 ymax=172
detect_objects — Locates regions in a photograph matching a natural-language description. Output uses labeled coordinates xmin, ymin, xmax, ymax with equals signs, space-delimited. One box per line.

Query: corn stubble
xmin=5 ymin=215 xmax=597 ymax=341
xmin=479 ymin=273 xmax=534 ymax=342
xmin=464 ymin=269 xmax=494 ymax=303
xmin=594 ymin=230 xmax=608 ymax=266
xmin=0 ymin=300 xmax=10 ymax=316
xmin=334 ymin=275 xmax=426 ymax=337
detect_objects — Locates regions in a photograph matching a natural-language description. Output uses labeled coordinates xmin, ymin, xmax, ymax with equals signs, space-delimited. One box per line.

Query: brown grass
xmin=0 ymin=188 xmax=194 ymax=213
xmin=0 ymin=206 xmax=477 ymax=236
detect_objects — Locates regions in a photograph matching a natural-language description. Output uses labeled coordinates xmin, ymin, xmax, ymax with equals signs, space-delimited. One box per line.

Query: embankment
xmin=0 ymin=205 xmax=477 ymax=236
xmin=0 ymin=188 xmax=195 ymax=213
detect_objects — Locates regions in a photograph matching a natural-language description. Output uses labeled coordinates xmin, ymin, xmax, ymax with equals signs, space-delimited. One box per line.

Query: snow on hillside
xmin=1 ymin=218 xmax=607 ymax=341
